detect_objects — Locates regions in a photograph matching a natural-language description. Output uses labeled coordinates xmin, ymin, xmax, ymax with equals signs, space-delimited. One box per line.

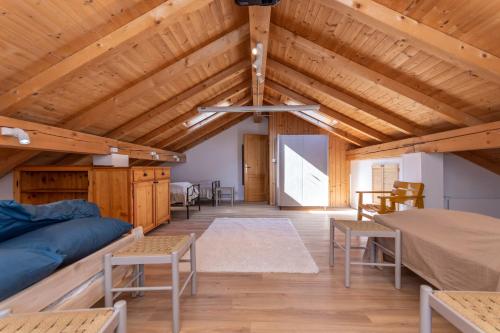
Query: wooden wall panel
xmin=268 ymin=112 xmax=351 ymax=208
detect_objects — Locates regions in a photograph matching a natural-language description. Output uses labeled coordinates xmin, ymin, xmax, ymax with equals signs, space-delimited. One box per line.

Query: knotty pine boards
xmin=268 ymin=112 xmax=350 ymax=208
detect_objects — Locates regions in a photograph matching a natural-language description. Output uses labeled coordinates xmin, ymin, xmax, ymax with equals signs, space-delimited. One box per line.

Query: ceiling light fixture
xmin=252 ymin=42 xmax=264 ymax=77
xmin=1 ymin=127 xmax=31 ymax=145
xmin=198 ymin=104 xmax=320 ymax=113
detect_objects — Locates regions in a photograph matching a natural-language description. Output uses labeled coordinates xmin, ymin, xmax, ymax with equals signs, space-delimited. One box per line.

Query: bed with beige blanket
xmin=373 ymin=209 xmax=500 ymax=291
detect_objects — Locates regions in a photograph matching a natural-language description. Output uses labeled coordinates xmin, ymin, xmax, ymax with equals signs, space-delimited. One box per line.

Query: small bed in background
xmin=170 ymin=182 xmax=201 ymax=219
xmin=372 ymin=208 xmax=500 ymax=291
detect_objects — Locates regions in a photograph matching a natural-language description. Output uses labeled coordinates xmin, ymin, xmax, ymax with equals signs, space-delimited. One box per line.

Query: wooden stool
xmin=0 ymin=300 xmax=127 ymax=333
xmin=215 ymin=186 xmax=234 ymax=206
xmin=329 ymin=219 xmax=401 ymax=289
xmin=104 ymin=229 xmax=196 ymax=333
xmin=420 ymin=285 xmax=500 ymax=333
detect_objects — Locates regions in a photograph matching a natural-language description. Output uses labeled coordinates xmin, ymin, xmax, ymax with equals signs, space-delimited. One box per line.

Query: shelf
xmin=21 ymin=189 xmax=89 ymax=193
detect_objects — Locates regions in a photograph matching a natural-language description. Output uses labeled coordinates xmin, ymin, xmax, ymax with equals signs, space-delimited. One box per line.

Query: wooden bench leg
xmin=190 ymin=234 xmax=197 ymax=295
xmin=329 ymin=219 xmax=335 ymax=267
xmin=114 ymin=300 xmax=127 ymax=333
xmin=420 ymin=285 xmax=433 ymax=333
xmin=395 ymin=230 xmax=401 ymax=289
xmin=344 ymin=228 xmax=351 ymax=288
xmin=104 ymin=253 xmax=113 ymax=308
xmin=171 ymin=251 xmax=180 ymax=333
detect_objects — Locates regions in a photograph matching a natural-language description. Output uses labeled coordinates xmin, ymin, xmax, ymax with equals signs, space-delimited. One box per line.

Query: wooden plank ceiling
xmin=0 ymin=0 xmax=499 ymax=175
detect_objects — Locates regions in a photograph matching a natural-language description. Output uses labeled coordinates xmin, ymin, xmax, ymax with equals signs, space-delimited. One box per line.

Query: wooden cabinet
xmin=14 ymin=166 xmax=171 ymax=233
xmin=154 ymin=179 xmax=170 ymax=226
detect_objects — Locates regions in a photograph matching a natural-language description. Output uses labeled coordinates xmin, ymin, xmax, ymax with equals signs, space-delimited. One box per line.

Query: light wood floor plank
xmin=114 ymin=204 xmax=458 ymax=333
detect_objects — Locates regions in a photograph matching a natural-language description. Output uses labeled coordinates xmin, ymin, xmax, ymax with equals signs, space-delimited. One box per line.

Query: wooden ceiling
xmin=0 ymin=0 xmax=499 ymax=175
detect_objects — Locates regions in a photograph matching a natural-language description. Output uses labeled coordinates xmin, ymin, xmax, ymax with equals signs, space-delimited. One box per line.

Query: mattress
xmin=170 ymin=182 xmax=199 ymax=205
xmin=373 ymin=209 xmax=500 ymax=291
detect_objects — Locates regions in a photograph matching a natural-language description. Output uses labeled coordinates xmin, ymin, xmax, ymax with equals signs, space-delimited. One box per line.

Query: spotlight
xmin=1 ymin=127 xmax=30 ymax=145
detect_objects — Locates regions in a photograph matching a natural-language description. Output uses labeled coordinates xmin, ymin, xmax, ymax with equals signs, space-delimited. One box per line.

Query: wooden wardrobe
xmin=14 ymin=166 xmax=171 ymax=233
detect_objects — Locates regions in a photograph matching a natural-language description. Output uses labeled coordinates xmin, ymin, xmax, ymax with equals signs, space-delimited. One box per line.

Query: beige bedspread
xmin=373 ymin=209 xmax=500 ymax=291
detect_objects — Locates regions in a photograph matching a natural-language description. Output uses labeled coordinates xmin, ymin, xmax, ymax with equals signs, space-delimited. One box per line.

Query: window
xmin=372 ymin=163 xmax=399 ymax=204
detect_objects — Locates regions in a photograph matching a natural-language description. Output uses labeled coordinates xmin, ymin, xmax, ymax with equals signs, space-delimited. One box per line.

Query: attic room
xmin=0 ymin=0 xmax=499 ymax=332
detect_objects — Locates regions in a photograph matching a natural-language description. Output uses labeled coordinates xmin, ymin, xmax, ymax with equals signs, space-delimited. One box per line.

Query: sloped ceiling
xmin=0 ymin=0 xmax=499 ymax=174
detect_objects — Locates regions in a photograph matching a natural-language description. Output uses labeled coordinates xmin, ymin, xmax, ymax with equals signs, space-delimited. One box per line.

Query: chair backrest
xmin=390 ymin=181 xmax=425 ymax=208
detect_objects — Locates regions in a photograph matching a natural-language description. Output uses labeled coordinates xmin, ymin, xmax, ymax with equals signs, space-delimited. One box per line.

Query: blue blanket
xmin=0 ymin=199 xmax=100 ymax=241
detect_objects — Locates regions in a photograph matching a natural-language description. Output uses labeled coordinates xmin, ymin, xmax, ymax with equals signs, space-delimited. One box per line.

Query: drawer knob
xmin=161 ymin=172 xmax=165 ymax=176
xmin=143 ymin=172 xmax=148 ymax=177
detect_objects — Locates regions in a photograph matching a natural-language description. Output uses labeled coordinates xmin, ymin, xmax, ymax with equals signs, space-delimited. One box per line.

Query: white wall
xmin=402 ymin=152 xmax=444 ymax=209
xmin=167 ymin=117 xmax=268 ymax=201
xmin=350 ymin=157 xmax=402 ymax=208
xmin=443 ymin=154 xmax=500 ymax=218
xmin=0 ymin=172 xmax=13 ymax=200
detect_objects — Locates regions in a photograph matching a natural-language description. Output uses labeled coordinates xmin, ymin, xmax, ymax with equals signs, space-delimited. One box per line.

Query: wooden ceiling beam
xmin=106 ymin=60 xmax=250 ymax=141
xmin=264 ymin=95 xmax=366 ymax=147
xmin=266 ymin=81 xmax=390 ymax=142
xmin=320 ymin=0 xmax=500 ymax=86
xmin=161 ymin=96 xmax=251 ymax=149
xmin=347 ymin=120 xmax=500 ymax=160
xmin=0 ymin=0 xmax=210 ymax=115
xmin=0 ymin=116 xmax=185 ymax=162
xmin=270 ymin=24 xmax=483 ymax=127
xmin=249 ymin=6 xmax=272 ymax=122
xmin=61 ymin=24 xmax=250 ymax=131
xmin=174 ymin=113 xmax=252 ymax=152
xmin=135 ymin=81 xmax=251 ymax=145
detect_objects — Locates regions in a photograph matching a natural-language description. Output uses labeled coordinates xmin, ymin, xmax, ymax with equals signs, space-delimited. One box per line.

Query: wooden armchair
xmin=357 ymin=181 xmax=425 ymax=220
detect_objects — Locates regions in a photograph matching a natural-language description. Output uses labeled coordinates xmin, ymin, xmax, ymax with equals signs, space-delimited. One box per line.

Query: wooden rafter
xmin=0 ymin=0 xmax=210 ymax=115
xmin=53 ymin=65 xmax=251 ymax=166
xmin=267 ymin=59 xmax=421 ymax=136
xmin=249 ymin=6 xmax=271 ymax=122
xmin=267 ymin=76 xmax=392 ymax=142
xmin=270 ymin=24 xmax=483 ymax=127
xmin=0 ymin=25 xmax=251 ymax=175
xmin=161 ymin=96 xmax=252 ymax=149
xmin=0 ymin=116 xmax=185 ymax=162
xmin=347 ymin=120 xmax=500 ymax=160
xmin=105 ymin=60 xmax=250 ymax=140
xmin=264 ymin=95 xmax=366 ymax=147
xmin=61 ymin=24 xmax=250 ymax=131
xmin=175 ymin=113 xmax=252 ymax=152
xmin=320 ymin=0 xmax=500 ymax=86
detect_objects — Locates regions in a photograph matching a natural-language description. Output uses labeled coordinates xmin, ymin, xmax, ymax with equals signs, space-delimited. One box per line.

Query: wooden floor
xmin=119 ymin=203 xmax=459 ymax=333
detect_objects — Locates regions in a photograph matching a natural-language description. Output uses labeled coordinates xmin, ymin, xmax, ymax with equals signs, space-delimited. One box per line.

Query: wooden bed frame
xmin=0 ymin=228 xmax=142 ymax=314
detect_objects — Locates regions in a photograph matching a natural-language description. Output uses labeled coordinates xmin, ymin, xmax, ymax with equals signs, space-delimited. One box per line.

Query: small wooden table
xmin=330 ymin=219 xmax=401 ymax=289
xmin=104 ymin=229 xmax=196 ymax=333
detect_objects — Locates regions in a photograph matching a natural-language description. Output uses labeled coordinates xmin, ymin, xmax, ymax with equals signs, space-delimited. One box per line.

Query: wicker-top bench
xmin=104 ymin=230 xmax=196 ymax=333
xmin=330 ymin=219 xmax=402 ymax=289
xmin=0 ymin=300 xmax=126 ymax=333
xmin=420 ymin=285 xmax=500 ymax=333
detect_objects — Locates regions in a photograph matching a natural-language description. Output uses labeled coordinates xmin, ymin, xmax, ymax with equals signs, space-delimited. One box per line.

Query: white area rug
xmin=189 ymin=218 xmax=319 ymax=274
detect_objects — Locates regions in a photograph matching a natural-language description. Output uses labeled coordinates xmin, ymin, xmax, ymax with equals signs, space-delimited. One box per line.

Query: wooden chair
xmin=357 ymin=181 xmax=425 ymax=220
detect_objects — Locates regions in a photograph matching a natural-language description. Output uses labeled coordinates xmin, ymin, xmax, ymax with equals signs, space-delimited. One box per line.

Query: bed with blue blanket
xmin=0 ymin=199 xmax=134 ymax=312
